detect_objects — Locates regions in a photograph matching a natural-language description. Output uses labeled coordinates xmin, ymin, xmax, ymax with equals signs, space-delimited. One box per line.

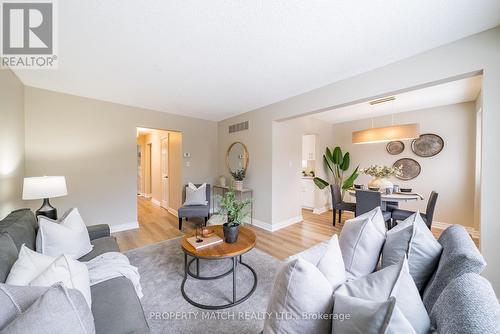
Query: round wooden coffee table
xmin=180 ymin=225 xmax=257 ymax=310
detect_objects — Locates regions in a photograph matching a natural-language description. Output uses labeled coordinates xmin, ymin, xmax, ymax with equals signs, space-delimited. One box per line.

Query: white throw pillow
xmin=6 ymin=245 xmax=55 ymax=285
xmin=184 ymin=183 xmax=207 ymax=206
xmin=289 ymin=235 xmax=346 ymax=290
xmin=6 ymin=246 xmax=91 ymax=307
xmin=30 ymin=255 xmax=91 ymax=307
xmin=332 ymin=295 xmax=416 ymax=334
xmin=339 ymin=207 xmax=387 ymax=279
xmin=36 ymin=208 xmax=93 ymax=259
xmin=335 ymin=257 xmax=430 ymax=334
xmin=382 ymin=212 xmax=443 ymax=292
xmin=263 ymin=258 xmax=333 ymax=334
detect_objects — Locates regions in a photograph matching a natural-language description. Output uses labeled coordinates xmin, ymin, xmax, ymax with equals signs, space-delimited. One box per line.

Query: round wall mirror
xmin=226 ymin=142 xmax=249 ymax=173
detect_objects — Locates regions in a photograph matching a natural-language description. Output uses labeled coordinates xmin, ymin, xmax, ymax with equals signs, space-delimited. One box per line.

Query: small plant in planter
xmin=230 ymin=168 xmax=246 ymax=190
xmin=217 ymin=188 xmax=252 ymax=243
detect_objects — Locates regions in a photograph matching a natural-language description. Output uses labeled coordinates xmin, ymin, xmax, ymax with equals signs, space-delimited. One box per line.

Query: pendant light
xmin=352 ymin=96 xmax=419 ymax=144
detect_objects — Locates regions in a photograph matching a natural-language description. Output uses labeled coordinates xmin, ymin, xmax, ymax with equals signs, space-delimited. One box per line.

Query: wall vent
xmin=229 ymin=121 xmax=249 ymax=134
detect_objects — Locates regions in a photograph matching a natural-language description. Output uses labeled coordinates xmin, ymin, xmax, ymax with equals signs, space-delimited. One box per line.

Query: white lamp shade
xmin=22 ymin=176 xmax=68 ymax=200
xmin=352 ymin=123 xmax=420 ymax=144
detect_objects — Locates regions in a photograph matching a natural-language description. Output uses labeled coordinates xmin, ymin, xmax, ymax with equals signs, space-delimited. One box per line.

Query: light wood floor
xmin=114 ymin=197 xmax=479 ymax=258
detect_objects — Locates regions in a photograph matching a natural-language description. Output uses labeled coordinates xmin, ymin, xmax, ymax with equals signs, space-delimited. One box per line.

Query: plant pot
xmin=234 ymin=180 xmax=244 ymax=191
xmin=223 ymin=223 xmax=240 ymax=243
xmin=368 ymin=177 xmax=393 ymax=192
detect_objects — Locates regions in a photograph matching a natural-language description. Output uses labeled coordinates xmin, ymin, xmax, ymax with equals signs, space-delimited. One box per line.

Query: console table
xmin=212 ymin=185 xmax=253 ymax=224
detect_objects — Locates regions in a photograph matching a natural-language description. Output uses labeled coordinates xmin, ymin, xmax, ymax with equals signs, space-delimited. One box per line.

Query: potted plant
xmin=218 ymin=188 xmax=252 ymax=243
xmin=360 ymin=165 xmax=402 ymax=191
xmin=313 ymin=146 xmax=359 ymax=199
xmin=230 ymin=168 xmax=246 ymax=191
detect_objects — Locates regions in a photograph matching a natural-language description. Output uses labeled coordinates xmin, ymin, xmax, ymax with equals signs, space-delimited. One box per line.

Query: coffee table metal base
xmin=181 ymin=253 xmax=258 ymax=310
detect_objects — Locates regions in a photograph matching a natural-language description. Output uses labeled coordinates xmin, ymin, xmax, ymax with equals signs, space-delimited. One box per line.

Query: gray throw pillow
xmin=0 ymin=283 xmax=95 ymax=334
xmin=0 ymin=233 xmax=18 ymax=283
xmin=381 ymin=212 xmax=442 ymax=292
xmin=332 ymin=295 xmax=416 ymax=334
xmin=183 ymin=184 xmax=207 ymax=206
xmin=335 ymin=257 xmax=430 ymax=334
xmin=263 ymin=258 xmax=333 ymax=334
xmin=422 ymin=225 xmax=486 ymax=313
xmin=429 ymin=273 xmax=500 ymax=334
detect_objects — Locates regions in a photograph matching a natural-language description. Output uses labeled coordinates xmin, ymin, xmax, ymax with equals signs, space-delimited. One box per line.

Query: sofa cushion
xmin=0 ymin=233 xmax=18 ymax=283
xmin=263 ymin=258 xmax=333 ymax=334
xmin=335 ymin=258 xmax=430 ymax=334
xmin=382 ymin=212 xmax=442 ymax=292
xmin=332 ymin=295 xmax=416 ymax=334
xmin=288 ymin=234 xmax=346 ymax=290
xmin=422 ymin=225 xmax=486 ymax=313
xmin=430 ymin=273 xmax=500 ymax=334
xmin=78 ymin=236 xmax=120 ymax=262
xmin=0 ymin=283 xmax=95 ymax=334
xmin=0 ymin=209 xmax=37 ymax=251
xmin=90 ymin=276 xmax=149 ymax=334
xmin=339 ymin=207 xmax=386 ymax=280
xmin=0 ymin=283 xmax=92 ymax=331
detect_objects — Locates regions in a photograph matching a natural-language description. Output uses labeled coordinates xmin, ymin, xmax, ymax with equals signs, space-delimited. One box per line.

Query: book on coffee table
xmin=186 ymin=235 xmax=223 ymax=250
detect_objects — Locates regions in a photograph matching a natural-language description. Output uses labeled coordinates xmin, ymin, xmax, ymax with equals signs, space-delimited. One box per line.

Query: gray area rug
xmin=125 ymin=238 xmax=281 ymax=334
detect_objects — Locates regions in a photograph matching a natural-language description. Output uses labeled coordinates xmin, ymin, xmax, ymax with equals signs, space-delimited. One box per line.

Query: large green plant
xmin=217 ymin=188 xmax=252 ymax=227
xmin=313 ymin=146 xmax=359 ymax=198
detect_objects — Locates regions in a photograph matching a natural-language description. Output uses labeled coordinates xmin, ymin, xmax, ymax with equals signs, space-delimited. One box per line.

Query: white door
xmin=161 ymin=135 xmax=169 ymax=209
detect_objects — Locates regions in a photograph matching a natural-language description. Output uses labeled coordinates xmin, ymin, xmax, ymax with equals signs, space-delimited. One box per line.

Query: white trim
xmin=151 ymin=198 xmax=161 ymax=206
xmin=313 ymin=206 xmax=330 ymax=215
xmin=167 ymin=208 xmax=178 ymax=217
xmin=110 ymin=221 xmax=139 ymax=233
xmin=432 ymin=221 xmax=480 ymax=238
xmin=251 ymin=216 xmax=303 ymax=232
xmin=143 ymin=193 xmax=152 ymax=198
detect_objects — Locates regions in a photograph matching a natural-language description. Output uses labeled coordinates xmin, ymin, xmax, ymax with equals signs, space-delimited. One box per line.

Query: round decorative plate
xmin=386 ymin=141 xmax=405 ymax=155
xmin=393 ymin=158 xmax=421 ymax=180
xmin=411 ymin=133 xmax=444 ymax=157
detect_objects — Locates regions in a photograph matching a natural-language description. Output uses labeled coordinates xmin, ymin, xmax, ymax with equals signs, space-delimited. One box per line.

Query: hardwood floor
xmin=115 ymin=196 xmax=479 ymax=257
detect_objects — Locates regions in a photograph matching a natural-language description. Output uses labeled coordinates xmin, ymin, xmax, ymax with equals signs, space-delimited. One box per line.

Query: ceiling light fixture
xmin=352 ymin=96 xmax=420 ymax=144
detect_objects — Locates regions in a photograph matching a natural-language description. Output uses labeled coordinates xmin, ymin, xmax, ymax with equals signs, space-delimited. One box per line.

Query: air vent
xmin=229 ymin=121 xmax=249 ymax=134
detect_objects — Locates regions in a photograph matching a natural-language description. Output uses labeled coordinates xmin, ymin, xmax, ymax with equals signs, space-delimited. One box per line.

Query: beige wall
xmin=217 ymin=27 xmax=500 ymax=292
xmin=24 ymin=87 xmax=217 ymax=230
xmin=330 ymin=102 xmax=476 ymax=228
xmin=272 ymin=116 xmax=333 ymax=224
xmin=0 ymin=69 xmax=25 ymax=219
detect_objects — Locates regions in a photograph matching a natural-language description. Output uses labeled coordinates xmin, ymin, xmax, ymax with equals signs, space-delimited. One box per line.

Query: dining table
xmin=347 ymin=189 xmax=424 ymax=211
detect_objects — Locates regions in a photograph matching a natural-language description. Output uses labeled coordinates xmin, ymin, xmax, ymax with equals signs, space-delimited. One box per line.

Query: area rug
xmin=125 ymin=238 xmax=281 ymax=334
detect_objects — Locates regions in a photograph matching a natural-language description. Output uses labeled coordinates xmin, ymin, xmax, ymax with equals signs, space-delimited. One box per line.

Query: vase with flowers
xmin=360 ymin=165 xmax=402 ymax=192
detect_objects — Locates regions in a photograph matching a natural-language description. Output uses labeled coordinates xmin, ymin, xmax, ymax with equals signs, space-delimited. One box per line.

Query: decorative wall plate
xmin=386 ymin=141 xmax=405 ymax=155
xmin=393 ymin=158 xmax=421 ymax=180
xmin=411 ymin=133 xmax=444 ymax=157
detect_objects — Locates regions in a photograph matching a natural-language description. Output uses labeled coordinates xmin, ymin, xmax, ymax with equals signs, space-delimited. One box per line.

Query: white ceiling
xmin=313 ymin=75 xmax=482 ymax=124
xmin=14 ymin=1 xmax=500 ymax=121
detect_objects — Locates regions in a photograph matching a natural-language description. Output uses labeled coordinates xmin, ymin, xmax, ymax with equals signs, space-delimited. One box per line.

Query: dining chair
xmin=355 ymin=190 xmax=392 ymax=223
xmin=391 ymin=191 xmax=438 ymax=229
xmin=331 ymin=184 xmax=356 ymax=226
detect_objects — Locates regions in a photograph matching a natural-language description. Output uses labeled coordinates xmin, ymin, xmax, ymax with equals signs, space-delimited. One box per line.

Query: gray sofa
xmin=0 ymin=208 xmax=150 ymax=334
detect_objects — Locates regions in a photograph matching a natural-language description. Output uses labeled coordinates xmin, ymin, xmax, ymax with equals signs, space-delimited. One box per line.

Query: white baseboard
xmin=110 ymin=221 xmax=139 ymax=233
xmin=167 ymin=208 xmax=178 ymax=217
xmin=313 ymin=206 xmax=330 ymax=215
xmin=151 ymin=198 xmax=161 ymax=206
xmin=251 ymin=216 xmax=303 ymax=232
xmin=143 ymin=193 xmax=152 ymax=198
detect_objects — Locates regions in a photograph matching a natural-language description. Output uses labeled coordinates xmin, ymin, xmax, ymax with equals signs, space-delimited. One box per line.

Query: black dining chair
xmin=355 ymin=190 xmax=392 ymax=223
xmin=391 ymin=191 xmax=438 ymax=229
xmin=331 ymin=184 xmax=356 ymax=226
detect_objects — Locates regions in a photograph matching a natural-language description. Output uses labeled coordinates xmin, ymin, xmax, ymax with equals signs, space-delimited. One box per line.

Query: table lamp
xmin=22 ymin=176 xmax=67 ymax=219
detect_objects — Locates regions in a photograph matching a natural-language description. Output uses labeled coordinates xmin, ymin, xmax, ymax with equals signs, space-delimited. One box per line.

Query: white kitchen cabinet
xmin=302 ymin=134 xmax=316 ymax=161
xmin=300 ymin=178 xmax=316 ymax=209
